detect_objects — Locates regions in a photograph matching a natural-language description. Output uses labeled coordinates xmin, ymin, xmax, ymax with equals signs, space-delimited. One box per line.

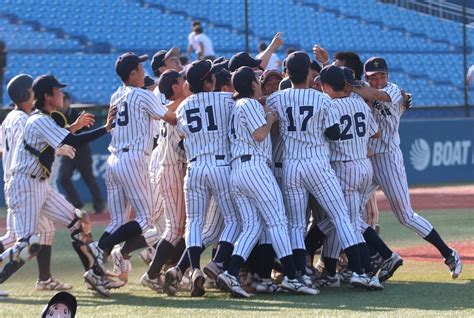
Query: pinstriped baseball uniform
xmin=177 ymin=92 xmax=240 ymax=249
xmin=1 ymin=109 xmax=56 ymax=247
xmin=269 ymin=88 xmax=360 ymax=251
xmin=329 ymin=96 xmax=378 ymax=236
xmin=9 ymin=113 xmax=77 ymax=241
xmin=105 ymin=86 xmax=167 ymax=234
xmin=364 ymin=82 xmax=433 ymax=237
xmin=229 ymin=97 xmax=292 ymax=260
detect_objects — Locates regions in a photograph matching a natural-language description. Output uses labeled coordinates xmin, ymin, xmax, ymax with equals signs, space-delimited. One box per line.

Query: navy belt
xmin=240 ymin=155 xmax=252 ymax=162
xmin=190 ymin=155 xmax=225 ymax=162
xmin=122 ymin=148 xmax=129 ymax=152
xmin=274 ymin=162 xmax=283 ymax=168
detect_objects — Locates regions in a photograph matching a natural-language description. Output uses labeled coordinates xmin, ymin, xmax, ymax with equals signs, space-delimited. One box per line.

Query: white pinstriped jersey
xmin=368 ymin=82 xmax=403 ymax=154
xmin=266 ymin=96 xmax=284 ymax=164
xmin=2 ymin=109 xmax=28 ymax=182
xmin=156 ymin=121 xmax=186 ymax=165
xmin=177 ymin=92 xmax=234 ymax=160
xmin=329 ymin=97 xmax=378 ymax=162
xmin=229 ymin=98 xmax=271 ymax=161
xmin=109 ymin=86 xmax=167 ymax=154
xmin=12 ymin=112 xmax=69 ymax=178
xmin=268 ymin=88 xmax=338 ymax=159
xmin=152 ymin=86 xmax=168 ymax=139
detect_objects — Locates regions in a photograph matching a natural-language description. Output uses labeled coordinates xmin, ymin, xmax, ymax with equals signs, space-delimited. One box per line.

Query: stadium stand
xmin=0 ymin=0 xmax=473 ymax=110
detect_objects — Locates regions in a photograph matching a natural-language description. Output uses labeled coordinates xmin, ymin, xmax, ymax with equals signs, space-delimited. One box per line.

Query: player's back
xmin=109 ymin=86 xmax=165 ymax=155
xmin=1 ymin=109 xmax=28 ymax=182
xmin=269 ymin=88 xmax=332 ymax=159
xmin=329 ymin=96 xmax=378 ymax=162
xmin=369 ymin=82 xmax=403 ymax=154
xmin=177 ymin=91 xmax=234 ymax=160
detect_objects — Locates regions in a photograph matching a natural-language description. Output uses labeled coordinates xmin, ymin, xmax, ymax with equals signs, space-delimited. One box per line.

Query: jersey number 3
xmin=340 ymin=112 xmax=366 ymax=140
xmin=186 ymin=106 xmax=218 ymax=133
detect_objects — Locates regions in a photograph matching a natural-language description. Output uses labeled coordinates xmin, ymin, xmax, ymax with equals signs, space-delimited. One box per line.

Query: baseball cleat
xmin=163 ymin=266 xmax=182 ymax=296
xmin=378 ymin=252 xmax=403 ymax=282
xmin=217 ymin=271 xmax=251 ymax=298
xmin=296 ymin=272 xmax=313 ymax=287
xmin=189 ymin=268 xmax=206 ymax=297
xmin=139 ymin=246 xmax=155 ymax=266
xmin=88 ymin=242 xmax=106 ymax=274
xmin=36 ymin=277 xmax=73 ymax=291
xmin=350 ymin=272 xmax=383 ymax=291
xmin=140 ymin=273 xmax=163 ymax=293
xmin=314 ymin=271 xmax=341 ymax=288
xmin=254 ymin=278 xmax=286 ymax=294
xmin=445 ymin=249 xmax=462 ymax=279
xmin=337 ymin=268 xmax=353 ymax=284
xmin=281 ymin=276 xmax=320 ymax=295
xmin=83 ymin=270 xmax=110 ymax=297
xmin=370 ymin=252 xmax=384 ymax=274
xmin=203 ymin=277 xmax=217 ymax=289
xmin=111 ymin=246 xmax=132 ymax=283
xmin=85 ymin=277 xmax=125 ymax=290
xmin=203 ymin=261 xmax=224 ymax=281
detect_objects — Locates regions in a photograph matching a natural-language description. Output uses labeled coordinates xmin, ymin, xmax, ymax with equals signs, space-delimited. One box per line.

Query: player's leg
xmin=0 ymin=176 xmax=44 ymax=283
xmin=0 ymin=209 xmax=16 ymax=253
xmin=372 ymin=150 xmax=461 ymax=278
xmin=204 ymin=164 xmax=240 ymax=280
xmin=76 ymin=146 xmax=106 ymax=213
xmin=58 ymin=156 xmax=83 ymax=209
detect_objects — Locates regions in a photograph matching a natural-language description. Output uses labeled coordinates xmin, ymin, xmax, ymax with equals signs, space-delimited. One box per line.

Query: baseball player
xmin=140 ymin=70 xmax=189 ymax=291
xmin=109 ymin=48 xmax=185 ymax=284
xmin=361 ymin=57 xmax=462 ymax=279
xmin=268 ymin=52 xmax=381 ymax=290
xmin=167 ymin=59 xmax=240 ymax=297
xmin=92 ymin=52 xmax=176 ymax=290
xmin=0 ymin=74 xmax=116 ymax=296
xmin=217 ymin=66 xmax=318 ymax=298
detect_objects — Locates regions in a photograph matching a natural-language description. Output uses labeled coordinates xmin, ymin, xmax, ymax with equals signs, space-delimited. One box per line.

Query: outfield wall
xmin=0 ymin=118 xmax=473 ymax=207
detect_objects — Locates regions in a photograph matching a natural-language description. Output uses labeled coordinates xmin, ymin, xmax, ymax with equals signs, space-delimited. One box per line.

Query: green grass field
xmin=0 ymin=208 xmax=473 ymax=317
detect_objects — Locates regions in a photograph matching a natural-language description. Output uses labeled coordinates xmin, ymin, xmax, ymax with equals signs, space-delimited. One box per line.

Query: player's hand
xmin=313 ymin=45 xmax=329 ymax=65
xmin=75 ymin=111 xmax=95 ymax=129
xmin=106 ymin=105 xmax=118 ymax=132
xmin=56 ymin=145 xmax=76 ymax=159
xmin=269 ymin=32 xmax=284 ymax=51
xmin=401 ymin=89 xmax=413 ymax=110
xmin=266 ymin=110 xmax=279 ymax=124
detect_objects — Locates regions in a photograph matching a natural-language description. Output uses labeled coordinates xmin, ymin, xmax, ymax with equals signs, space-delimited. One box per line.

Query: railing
xmin=380 ymin=0 xmax=474 ymax=24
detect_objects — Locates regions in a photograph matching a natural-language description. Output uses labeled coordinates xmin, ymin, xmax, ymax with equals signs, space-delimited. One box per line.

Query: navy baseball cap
xmin=232 ymin=66 xmax=257 ymax=94
xmin=286 ymin=51 xmax=310 ymax=75
xmin=41 ymin=292 xmax=77 ymax=318
xmin=151 ymin=47 xmax=180 ymax=74
xmin=32 ymin=74 xmax=67 ymax=98
xmin=228 ymin=52 xmax=262 ymax=72
xmin=7 ymin=74 xmax=33 ymax=104
xmin=319 ymin=65 xmax=345 ymax=87
xmin=341 ymin=67 xmax=362 ymax=87
xmin=115 ymin=52 xmax=148 ymax=80
xmin=260 ymin=69 xmax=283 ymax=84
xmin=158 ymin=69 xmax=184 ymax=99
xmin=364 ymin=57 xmax=388 ymax=76
xmin=186 ymin=60 xmax=220 ymax=87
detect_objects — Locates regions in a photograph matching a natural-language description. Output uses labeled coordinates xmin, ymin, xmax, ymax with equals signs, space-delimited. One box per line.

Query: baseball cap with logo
xmin=341 ymin=67 xmax=362 ymax=87
xmin=319 ymin=65 xmax=345 ymax=88
xmin=232 ymin=66 xmax=257 ymax=94
xmin=364 ymin=57 xmax=388 ymax=76
xmin=286 ymin=51 xmax=310 ymax=75
xmin=158 ymin=69 xmax=184 ymax=99
xmin=228 ymin=52 xmax=262 ymax=72
xmin=186 ymin=60 xmax=220 ymax=87
xmin=32 ymin=74 xmax=67 ymax=98
xmin=151 ymin=47 xmax=180 ymax=74
xmin=115 ymin=52 xmax=148 ymax=80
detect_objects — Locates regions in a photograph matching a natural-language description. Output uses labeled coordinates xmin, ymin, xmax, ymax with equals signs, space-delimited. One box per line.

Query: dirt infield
xmin=398 ymin=240 xmax=474 ymax=264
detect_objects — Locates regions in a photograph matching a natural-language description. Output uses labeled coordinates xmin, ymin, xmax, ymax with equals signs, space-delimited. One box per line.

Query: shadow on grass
xmin=3 ymin=280 xmax=471 ymax=313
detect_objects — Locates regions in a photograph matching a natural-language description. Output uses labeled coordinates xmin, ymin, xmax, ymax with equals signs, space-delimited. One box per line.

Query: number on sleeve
xmin=117 ymin=101 xmax=129 ymax=126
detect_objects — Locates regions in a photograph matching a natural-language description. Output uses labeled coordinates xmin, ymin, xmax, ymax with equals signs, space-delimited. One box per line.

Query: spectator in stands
xmin=192 ymin=25 xmax=215 ymax=60
xmin=58 ymin=92 xmax=106 ymax=214
xmin=467 ymin=63 xmax=474 ymax=86
xmin=256 ymin=42 xmax=281 ymax=70
xmin=187 ymin=20 xmax=201 ymax=59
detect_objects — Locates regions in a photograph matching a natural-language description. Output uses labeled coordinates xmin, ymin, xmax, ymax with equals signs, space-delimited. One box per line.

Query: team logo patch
xmin=409 ymin=138 xmax=430 ymax=171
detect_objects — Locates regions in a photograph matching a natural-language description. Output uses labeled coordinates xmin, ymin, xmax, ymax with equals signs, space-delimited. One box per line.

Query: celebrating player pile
xmin=0 ymin=32 xmax=462 ymax=299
